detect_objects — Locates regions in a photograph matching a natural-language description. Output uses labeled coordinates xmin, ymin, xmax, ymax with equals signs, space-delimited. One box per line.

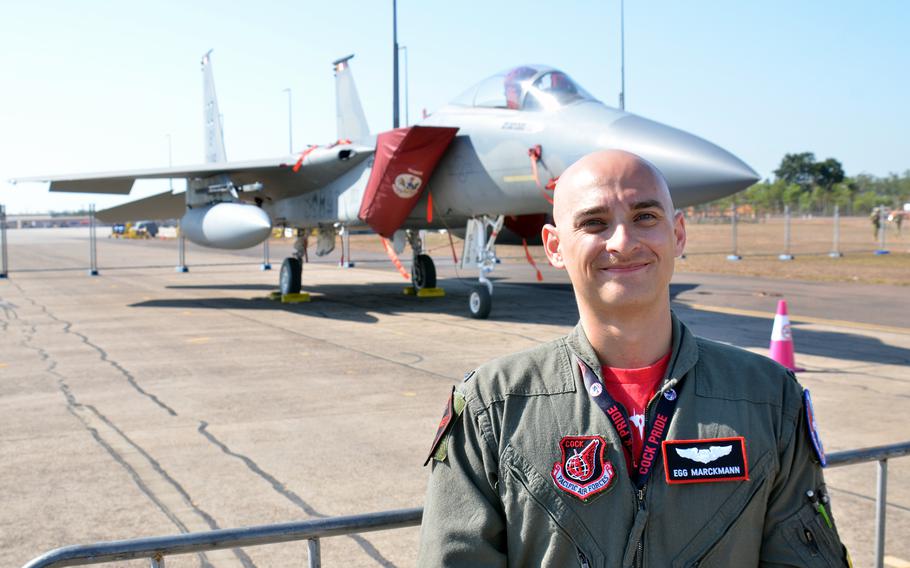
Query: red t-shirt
xmin=602 ymin=352 xmax=671 ymax=474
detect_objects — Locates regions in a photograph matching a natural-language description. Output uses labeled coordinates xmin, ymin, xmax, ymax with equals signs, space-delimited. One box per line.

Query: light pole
xmin=392 ymin=0 xmax=400 ymax=128
xmin=282 ymin=88 xmax=293 ymax=153
xmin=399 ymin=45 xmax=409 ymax=126
xmin=166 ymin=134 xmax=173 ymax=191
xmin=167 ymin=134 xmax=188 ymax=272
xmin=619 ymin=0 xmax=626 ymax=110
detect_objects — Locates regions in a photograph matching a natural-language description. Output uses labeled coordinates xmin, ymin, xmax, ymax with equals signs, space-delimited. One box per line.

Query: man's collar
xmin=566 ymin=311 xmax=698 ymax=383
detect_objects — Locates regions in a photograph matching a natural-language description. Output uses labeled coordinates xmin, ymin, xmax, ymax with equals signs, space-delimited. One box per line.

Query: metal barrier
xmin=23 ymin=442 xmax=910 ymax=568
xmin=827 ymin=441 xmax=910 ymax=568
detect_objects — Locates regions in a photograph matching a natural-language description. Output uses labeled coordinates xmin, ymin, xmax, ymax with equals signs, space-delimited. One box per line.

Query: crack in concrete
xmin=11 ymin=288 xmax=253 ymax=568
xmin=828 ymin=485 xmax=910 ymax=513
xmin=198 ymin=421 xmax=398 ymax=567
xmin=9 ymin=280 xmax=397 ymax=566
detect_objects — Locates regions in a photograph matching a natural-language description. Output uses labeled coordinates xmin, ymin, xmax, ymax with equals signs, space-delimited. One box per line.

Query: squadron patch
xmin=393 ymin=172 xmax=423 ymax=198
xmin=423 ymin=386 xmax=465 ymax=466
xmin=551 ymin=436 xmax=615 ymax=501
xmin=803 ymin=389 xmax=827 ymax=467
xmin=663 ymin=437 xmax=749 ymax=484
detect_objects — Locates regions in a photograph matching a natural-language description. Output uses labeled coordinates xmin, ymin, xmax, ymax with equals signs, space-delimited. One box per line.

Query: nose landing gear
xmin=469 ymin=283 xmax=492 ymax=319
xmin=462 ymin=215 xmax=504 ymax=319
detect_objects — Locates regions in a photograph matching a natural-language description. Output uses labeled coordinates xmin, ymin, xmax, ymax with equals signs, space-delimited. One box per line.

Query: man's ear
xmin=673 ymin=211 xmax=687 ymax=257
xmin=542 ymin=223 xmax=565 ymax=269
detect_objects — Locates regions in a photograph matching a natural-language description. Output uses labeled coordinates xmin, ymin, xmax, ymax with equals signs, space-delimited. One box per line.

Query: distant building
xmin=6 ymin=214 xmax=95 ymax=229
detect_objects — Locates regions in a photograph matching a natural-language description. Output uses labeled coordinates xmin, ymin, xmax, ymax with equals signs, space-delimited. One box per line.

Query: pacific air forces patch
xmin=423 ymin=386 xmax=466 ymax=466
xmin=551 ymin=435 xmax=615 ymax=502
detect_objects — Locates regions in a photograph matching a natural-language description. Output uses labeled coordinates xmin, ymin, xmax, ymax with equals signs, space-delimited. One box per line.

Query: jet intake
xmin=180 ymin=202 xmax=272 ymax=249
xmin=501 ymin=213 xmax=549 ymax=245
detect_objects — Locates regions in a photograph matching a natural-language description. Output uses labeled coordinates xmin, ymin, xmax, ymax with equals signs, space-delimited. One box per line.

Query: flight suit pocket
xmin=672 ymin=450 xmax=773 ymax=568
xmin=501 ymin=446 xmax=606 ymax=567
xmin=779 ymin=503 xmax=847 ymax=567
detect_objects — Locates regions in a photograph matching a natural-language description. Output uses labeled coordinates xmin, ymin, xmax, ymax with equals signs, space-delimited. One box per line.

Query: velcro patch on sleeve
xmin=663 ymin=437 xmax=748 ymax=484
xmin=803 ymin=389 xmax=827 ymax=467
xmin=423 ymin=386 xmax=466 ymax=466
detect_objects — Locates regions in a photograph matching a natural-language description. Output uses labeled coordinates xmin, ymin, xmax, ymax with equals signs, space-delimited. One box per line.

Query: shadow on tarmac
xmin=167 ymin=283 xmax=276 ymax=291
xmin=674 ymin=307 xmax=910 ymax=367
xmin=131 ymin=279 xmax=910 ymax=365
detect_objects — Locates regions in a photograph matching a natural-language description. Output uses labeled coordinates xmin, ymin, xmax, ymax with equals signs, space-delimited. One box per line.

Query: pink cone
xmin=769 ymin=300 xmax=802 ymax=371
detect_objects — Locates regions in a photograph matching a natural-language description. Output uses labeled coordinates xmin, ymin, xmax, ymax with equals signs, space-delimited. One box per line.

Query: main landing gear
xmin=275 ymin=222 xmax=504 ymax=320
xmin=279 ymin=229 xmax=307 ymax=295
xmin=462 ymin=215 xmax=504 ymax=319
xmin=407 ymin=230 xmax=437 ymax=290
xmin=280 ymin=257 xmax=302 ymax=295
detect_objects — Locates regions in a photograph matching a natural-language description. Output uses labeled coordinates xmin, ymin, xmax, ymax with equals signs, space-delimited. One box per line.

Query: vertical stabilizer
xmin=202 ymin=50 xmax=227 ymax=163
xmin=333 ymin=55 xmax=370 ymax=142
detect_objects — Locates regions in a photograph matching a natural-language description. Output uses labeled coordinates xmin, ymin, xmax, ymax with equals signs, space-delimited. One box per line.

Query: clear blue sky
xmin=1 ymin=0 xmax=907 ymax=214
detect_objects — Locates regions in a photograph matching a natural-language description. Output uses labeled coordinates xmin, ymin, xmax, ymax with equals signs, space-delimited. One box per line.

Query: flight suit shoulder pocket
xmin=778 ymin=503 xmax=848 ymax=567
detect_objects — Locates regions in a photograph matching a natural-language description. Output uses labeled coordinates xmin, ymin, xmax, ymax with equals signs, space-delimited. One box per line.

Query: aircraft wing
xmin=10 ymin=143 xmax=374 ymax=201
xmin=95 ymin=190 xmax=186 ymax=224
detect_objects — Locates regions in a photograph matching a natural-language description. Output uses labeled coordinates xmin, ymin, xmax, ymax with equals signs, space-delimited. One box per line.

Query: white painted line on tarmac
xmin=679 ymin=302 xmax=910 ymax=336
xmin=885 ymin=556 xmax=910 ymax=568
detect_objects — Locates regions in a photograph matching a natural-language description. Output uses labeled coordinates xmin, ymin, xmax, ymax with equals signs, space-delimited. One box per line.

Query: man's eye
xmin=636 ymin=212 xmax=659 ymax=222
xmin=581 ymin=219 xmax=607 ymax=229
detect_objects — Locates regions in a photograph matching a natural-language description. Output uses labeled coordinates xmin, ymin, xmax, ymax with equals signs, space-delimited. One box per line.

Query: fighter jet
xmin=12 ymin=52 xmax=759 ymax=318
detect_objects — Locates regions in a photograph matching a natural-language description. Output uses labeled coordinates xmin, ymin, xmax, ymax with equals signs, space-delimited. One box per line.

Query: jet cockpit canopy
xmin=451 ymin=65 xmax=597 ymax=111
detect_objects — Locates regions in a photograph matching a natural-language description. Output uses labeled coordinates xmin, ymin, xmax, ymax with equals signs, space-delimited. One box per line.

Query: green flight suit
xmin=419 ymin=314 xmax=848 ymax=567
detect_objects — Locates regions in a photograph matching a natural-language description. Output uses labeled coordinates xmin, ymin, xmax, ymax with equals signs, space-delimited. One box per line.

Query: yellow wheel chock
xmin=403 ymin=287 xmax=446 ymax=298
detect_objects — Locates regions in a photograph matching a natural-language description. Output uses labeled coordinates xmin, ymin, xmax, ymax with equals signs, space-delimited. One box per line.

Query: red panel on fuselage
xmin=359 ymin=126 xmax=459 ymax=238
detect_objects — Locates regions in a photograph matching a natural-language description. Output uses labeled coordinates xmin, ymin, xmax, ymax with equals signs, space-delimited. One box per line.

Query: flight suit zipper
xmin=634 ymin=486 xmax=646 ymax=568
xmin=632 ymin=379 xmax=675 ymax=568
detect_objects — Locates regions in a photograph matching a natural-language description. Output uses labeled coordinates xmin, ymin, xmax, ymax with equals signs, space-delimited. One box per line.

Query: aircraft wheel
xmin=280 ymin=257 xmax=302 ymax=295
xmin=468 ymin=285 xmax=492 ymax=319
xmin=411 ymin=254 xmax=436 ymax=290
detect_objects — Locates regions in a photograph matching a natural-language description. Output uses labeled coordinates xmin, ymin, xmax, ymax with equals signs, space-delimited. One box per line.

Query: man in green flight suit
xmin=418 ymin=150 xmax=849 ymax=567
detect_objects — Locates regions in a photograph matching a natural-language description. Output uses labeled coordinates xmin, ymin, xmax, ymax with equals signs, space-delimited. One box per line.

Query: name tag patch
xmin=663 ymin=437 xmax=748 ymax=484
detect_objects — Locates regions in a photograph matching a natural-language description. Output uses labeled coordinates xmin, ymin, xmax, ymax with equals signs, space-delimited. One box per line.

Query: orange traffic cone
xmin=769 ymin=300 xmax=803 ymax=372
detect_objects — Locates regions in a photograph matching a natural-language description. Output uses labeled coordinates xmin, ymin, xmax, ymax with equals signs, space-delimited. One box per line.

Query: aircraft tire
xmin=468 ymin=285 xmax=492 ymax=319
xmin=412 ymin=254 xmax=436 ymax=290
xmin=280 ymin=257 xmax=302 ymax=295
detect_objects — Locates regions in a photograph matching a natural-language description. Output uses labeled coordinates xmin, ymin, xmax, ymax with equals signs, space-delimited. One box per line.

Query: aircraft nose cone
xmin=606 ymin=114 xmax=760 ymax=207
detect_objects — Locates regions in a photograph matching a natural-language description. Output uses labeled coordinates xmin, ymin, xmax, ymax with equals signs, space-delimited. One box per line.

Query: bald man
xmin=418 ymin=151 xmax=848 ymax=567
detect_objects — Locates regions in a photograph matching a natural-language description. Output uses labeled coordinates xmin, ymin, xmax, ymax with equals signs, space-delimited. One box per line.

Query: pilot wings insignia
xmin=676 ymin=444 xmax=733 ymax=464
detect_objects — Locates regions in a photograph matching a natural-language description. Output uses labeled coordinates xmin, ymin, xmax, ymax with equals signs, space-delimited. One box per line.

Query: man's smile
xmin=600 ymin=261 xmax=651 ymax=273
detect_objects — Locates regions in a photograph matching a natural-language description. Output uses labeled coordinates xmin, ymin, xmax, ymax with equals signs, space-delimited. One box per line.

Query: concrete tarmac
xmin=1 ymin=229 xmax=908 ymax=568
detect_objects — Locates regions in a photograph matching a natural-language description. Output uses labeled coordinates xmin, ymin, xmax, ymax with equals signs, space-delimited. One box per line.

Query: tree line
xmin=698 ymin=152 xmax=910 ymax=216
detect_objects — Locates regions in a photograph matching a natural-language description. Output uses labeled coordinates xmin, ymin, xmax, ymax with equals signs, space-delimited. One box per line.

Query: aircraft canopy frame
xmin=450 ymin=65 xmax=597 ymax=111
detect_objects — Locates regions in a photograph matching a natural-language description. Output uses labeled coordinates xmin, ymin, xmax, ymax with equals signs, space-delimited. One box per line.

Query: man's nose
xmin=605 ymin=222 xmax=639 ymax=255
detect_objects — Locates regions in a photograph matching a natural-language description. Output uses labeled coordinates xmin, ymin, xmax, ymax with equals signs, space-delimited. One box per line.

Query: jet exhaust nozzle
xmin=180 ymin=202 xmax=272 ymax=249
